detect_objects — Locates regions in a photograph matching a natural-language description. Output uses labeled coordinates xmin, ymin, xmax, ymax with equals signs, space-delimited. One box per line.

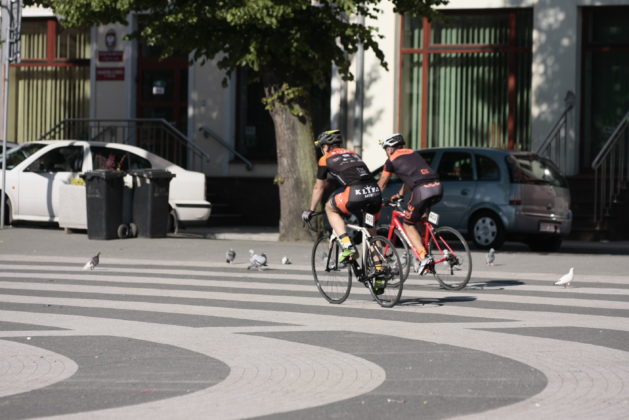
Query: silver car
xmin=377 ymin=147 xmax=572 ymax=251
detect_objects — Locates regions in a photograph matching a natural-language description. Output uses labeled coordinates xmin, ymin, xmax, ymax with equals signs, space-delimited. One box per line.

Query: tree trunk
xmin=264 ymin=81 xmax=318 ymax=242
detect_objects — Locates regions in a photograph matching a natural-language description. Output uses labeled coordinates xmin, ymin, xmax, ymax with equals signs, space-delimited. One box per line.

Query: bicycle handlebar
xmin=303 ymin=211 xmax=325 ymax=232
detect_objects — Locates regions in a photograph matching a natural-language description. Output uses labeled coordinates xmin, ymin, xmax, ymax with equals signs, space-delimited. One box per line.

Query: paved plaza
xmin=0 ymin=226 xmax=628 ymax=419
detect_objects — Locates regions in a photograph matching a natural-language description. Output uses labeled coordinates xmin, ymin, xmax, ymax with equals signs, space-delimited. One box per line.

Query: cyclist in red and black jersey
xmin=302 ymin=130 xmax=382 ymax=263
xmin=377 ymin=133 xmax=443 ymax=273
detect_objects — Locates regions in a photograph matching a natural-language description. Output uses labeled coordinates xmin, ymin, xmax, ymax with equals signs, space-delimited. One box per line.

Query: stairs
xmin=205 ymin=177 xmax=279 ymax=227
xmin=568 ymin=174 xmax=629 ymax=240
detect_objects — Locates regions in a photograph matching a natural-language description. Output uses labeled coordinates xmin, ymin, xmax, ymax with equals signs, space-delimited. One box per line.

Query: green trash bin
xmin=130 ymin=169 xmax=175 ymax=238
xmin=81 ymin=170 xmax=126 ymax=240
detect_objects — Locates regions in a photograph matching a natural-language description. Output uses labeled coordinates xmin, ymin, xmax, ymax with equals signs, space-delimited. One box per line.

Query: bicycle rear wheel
xmin=365 ymin=235 xmax=404 ymax=307
xmin=427 ymin=226 xmax=472 ymax=290
xmin=311 ymin=234 xmax=352 ymax=303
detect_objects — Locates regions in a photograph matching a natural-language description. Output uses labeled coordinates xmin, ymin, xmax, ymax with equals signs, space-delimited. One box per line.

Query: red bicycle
xmin=382 ymin=199 xmax=472 ymax=290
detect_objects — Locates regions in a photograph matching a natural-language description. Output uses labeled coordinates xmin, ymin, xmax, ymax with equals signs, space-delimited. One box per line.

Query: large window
xmin=9 ymin=19 xmax=90 ymax=142
xmin=582 ymin=7 xmax=629 ymax=168
xmin=400 ymin=10 xmax=532 ymax=151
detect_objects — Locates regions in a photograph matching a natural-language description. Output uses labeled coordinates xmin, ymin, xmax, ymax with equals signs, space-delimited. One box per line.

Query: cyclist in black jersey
xmin=377 ymin=133 xmax=443 ymax=273
xmin=302 ymin=130 xmax=382 ymax=263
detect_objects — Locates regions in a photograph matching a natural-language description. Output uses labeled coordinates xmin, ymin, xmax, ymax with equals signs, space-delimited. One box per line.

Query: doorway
xmin=581 ymin=7 xmax=629 ymax=169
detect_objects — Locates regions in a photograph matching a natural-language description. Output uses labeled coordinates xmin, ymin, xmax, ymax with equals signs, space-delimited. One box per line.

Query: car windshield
xmin=506 ymin=154 xmax=567 ymax=187
xmin=1 ymin=143 xmax=48 ymax=170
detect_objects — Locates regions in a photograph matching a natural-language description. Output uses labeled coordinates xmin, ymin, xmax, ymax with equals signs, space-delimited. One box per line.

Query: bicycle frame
xmin=329 ymin=223 xmax=372 ymax=278
xmin=384 ymin=205 xmax=457 ymax=266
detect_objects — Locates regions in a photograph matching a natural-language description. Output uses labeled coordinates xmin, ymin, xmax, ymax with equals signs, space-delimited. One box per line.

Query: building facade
xmin=3 ymin=1 xmax=629 ymax=179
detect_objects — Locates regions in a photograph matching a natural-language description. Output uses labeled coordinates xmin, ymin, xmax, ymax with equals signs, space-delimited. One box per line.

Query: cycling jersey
xmin=382 ymin=148 xmax=437 ymax=187
xmin=317 ymin=148 xmax=374 ymax=186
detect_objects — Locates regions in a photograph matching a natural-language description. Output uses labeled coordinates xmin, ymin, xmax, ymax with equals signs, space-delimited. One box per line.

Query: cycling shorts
xmin=329 ymin=182 xmax=382 ymax=218
xmin=403 ymin=181 xmax=443 ymax=225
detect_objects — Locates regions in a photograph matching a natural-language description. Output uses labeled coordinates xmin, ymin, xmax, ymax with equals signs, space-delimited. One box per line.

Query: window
xmin=438 ymin=152 xmax=474 ymax=181
xmin=400 ymin=10 xmax=533 ymax=151
xmin=28 ymin=146 xmax=83 ymax=173
xmin=418 ymin=151 xmax=436 ymax=167
xmin=476 ymin=154 xmax=500 ymax=181
xmin=9 ymin=19 xmax=90 ymax=142
xmin=92 ymin=147 xmax=152 ymax=171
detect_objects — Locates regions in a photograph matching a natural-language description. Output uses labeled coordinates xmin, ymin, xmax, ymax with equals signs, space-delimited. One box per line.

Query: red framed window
xmin=8 ymin=18 xmax=90 ymax=142
xmin=399 ymin=9 xmax=533 ymax=151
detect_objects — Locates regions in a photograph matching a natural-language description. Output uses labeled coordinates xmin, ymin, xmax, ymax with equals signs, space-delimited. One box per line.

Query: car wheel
xmin=2 ymin=195 xmax=12 ymax=226
xmin=527 ymin=236 xmax=562 ymax=252
xmin=168 ymin=208 xmax=179 ymax=234
xmin=470 ymin=211 xmax=505 ymax=250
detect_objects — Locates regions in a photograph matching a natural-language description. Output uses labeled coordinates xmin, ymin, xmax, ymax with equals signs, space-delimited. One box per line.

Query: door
xmin=581 ymin=7 xmax=629 ymax=169
xmin=18 ymin=145 xmax=84 ymax=220
xmin=136 ymin=37 xmax=188 ymax=166
xmin=434 ymin=151 xmax=476 ymax=228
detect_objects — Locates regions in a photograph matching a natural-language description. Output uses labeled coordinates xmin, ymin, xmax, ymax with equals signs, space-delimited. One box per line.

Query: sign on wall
xmin=96 ymin=67 xmax=125 ymax=81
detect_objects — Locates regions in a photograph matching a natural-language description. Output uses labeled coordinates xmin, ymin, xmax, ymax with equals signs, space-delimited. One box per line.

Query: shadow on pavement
xmin=398 ymin=296 xmax=477 ymax=306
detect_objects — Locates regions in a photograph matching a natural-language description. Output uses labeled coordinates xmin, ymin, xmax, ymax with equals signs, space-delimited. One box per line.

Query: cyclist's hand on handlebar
xmin=390 ymin=193 xmax=402 ymax=202
xmin=301 ymin=209 xmax=315 ymax=223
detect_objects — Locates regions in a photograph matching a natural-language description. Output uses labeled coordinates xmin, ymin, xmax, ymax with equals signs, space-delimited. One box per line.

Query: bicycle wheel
xmin=391 ymin=227 xmax=411 ymax=283
xmin=311 ymin=234 xmax=352 ymax=304
xmin=365 ymin=235 xmax=404 ymax=307
xmin=427 ymin=226 xmax=472 ymax=290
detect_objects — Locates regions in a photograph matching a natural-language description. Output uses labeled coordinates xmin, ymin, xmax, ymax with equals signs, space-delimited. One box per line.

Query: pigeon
xmin=83 ymin=252 xmax=100 ymax=270
xmin=555 ymin=267 xmax=574 ymax=288
xmin=226 ymin=249 xmax=236 ymax=264
xmin=247 ymin=251 xmax=268 ymax=271
xmin=485 ymin=248 xmax=495 ymax=265
xmin=281 ymin=256 xmax=292 ymax=265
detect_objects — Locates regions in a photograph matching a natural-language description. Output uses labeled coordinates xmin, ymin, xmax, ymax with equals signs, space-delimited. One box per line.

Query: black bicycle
xmin=307 ymin=212 xmax=404 ymax=308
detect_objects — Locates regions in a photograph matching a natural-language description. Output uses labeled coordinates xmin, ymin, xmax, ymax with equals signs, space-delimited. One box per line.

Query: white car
xmin=0 ymin=140 xmax=211 ymax=228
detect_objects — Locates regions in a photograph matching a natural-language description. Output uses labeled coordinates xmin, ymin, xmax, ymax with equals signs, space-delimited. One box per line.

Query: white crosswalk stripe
xmin=1 ymin=254 xmax=629 ymax=419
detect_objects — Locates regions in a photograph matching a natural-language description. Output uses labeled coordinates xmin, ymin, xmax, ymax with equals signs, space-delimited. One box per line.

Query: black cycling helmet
xmin=379 ymin=133 xmax=405 ymax=149
xmin=314 ymin=129 xmax=343 ymax=147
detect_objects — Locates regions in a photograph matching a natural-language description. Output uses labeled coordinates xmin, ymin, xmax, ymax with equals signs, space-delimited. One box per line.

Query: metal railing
xmin=592 ymin=111 xmax=629 ymax=228
xmin=536 ymin=91 xmax=575 ymax=174
xmin=198 ymin=126 xmax=253 ymax=170
xmin=39 ymin=118 xmax=212 ymax=173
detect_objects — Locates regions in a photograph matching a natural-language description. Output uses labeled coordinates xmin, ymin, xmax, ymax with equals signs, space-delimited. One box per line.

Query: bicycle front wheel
xmin=311 ymin=234 xmax=352 ymax=304
xmin=365 ymin=235 xmax=404 ymax=307
xmin=427 ymin=226 xmax=472 ymax=290
xmin=391 ymin=227 xmax=411 ymax=283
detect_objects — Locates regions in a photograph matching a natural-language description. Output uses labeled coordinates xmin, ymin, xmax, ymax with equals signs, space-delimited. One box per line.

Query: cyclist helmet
xmin=379 ymin=133 xmax=405 ymax=149
xmin=314 ymin=129 xmax=343 ymax=147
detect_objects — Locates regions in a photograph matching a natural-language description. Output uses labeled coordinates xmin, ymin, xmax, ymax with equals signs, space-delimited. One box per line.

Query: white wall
xmin=345 ymin=0 xmax=629 ymax=176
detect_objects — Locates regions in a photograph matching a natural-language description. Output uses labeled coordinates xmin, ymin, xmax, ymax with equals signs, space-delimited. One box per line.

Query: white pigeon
xmin=281 ymin=256 xmax=292 ymax=265
xmin=555 ymin=267 xmax=574 ymax=288
xmin=485 ymin=248 xmax=495 ymax=265
xmin=83 ymin=252 xmax=100 ymax=270
xmin=226 ymin=249 xmax=236 ymax=264
xmin=247 ymin=251 xmax=268 ymax=271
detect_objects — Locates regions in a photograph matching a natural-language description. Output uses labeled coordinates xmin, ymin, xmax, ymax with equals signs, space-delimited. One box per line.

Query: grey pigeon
xmin=555 ymin=267 xmax=574 ymax=288
xmin=485 ymin=248 xmax=495 ymax=265
xmin=226 ymin=249 xmax=236 ymax=264
xmin=247 ymin=251 xmax=268 ymax=271
xmin=281 ymin=256 xmax=292 ymax=265
xmin=83 ymin=252 xmax=100 ymax=270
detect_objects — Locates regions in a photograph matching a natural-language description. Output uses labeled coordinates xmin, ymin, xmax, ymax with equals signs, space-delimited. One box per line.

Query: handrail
xmin=536 ymin=91 xmax=575 ymax=174
xmin=592 ymin=111 xmax=629 ymax=227
xmin=199 ymin=126 xmax=253 ymax=170
xmin=38 ymin=118 xmax=213 ymax=173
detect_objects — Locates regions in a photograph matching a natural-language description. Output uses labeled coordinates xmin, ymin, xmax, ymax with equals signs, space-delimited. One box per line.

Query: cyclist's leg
xmin=402 ymin=186 xmax=427 ymax=258
xmin=326 ymin=188 xmax=357 ymax=261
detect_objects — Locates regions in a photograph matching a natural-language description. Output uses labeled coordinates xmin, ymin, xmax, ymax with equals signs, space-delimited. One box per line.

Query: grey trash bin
xmin=81 ymin=170 xmax=125 ymax=240
xmin=130 ymin=169 xmax=175 ymax=238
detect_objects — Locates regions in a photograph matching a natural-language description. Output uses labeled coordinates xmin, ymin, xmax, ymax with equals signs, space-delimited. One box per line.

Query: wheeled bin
xmin=81 ymin=170 xmax=126 ymax=240
xmin=130 ymin=169 xmax=175 ymax=238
